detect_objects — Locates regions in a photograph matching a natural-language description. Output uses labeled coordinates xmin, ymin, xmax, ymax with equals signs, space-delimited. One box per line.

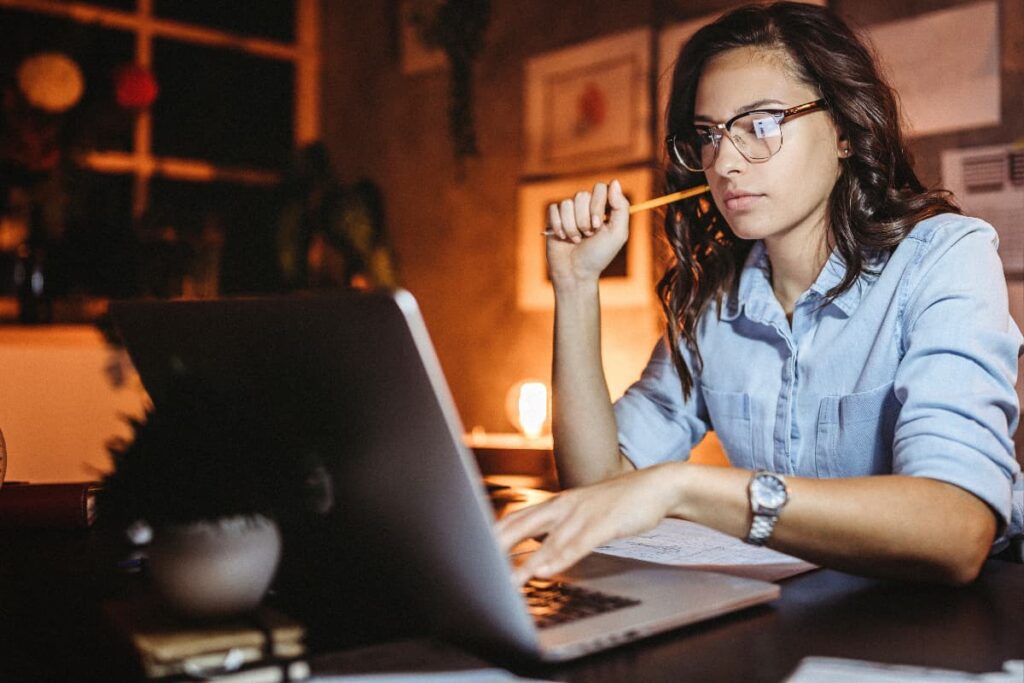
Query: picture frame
xmin=516 ymin=167 xmax=654 ymax=310
xmin=523 ymin=28 xmax=651 ymax=176
xmin=866 ymin=1 xmax=999 ymax=137
xmin=399 ymin=0 xmax=447 ymax=76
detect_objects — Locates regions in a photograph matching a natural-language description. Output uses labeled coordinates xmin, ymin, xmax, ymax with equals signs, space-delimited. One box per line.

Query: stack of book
xmin=104 ymin=599 xmax=309 ymax=682
xmin=0 ymin=481 xmax=98 ymax=528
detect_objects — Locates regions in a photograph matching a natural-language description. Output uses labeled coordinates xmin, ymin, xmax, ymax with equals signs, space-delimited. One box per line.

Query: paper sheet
xmin=784 ymin=657 xmax=1024 ymax=683
xmin=594 ymin=518 xmax=816 ymax=582
xmin=311 ymin=672 xmax=554 ymax=683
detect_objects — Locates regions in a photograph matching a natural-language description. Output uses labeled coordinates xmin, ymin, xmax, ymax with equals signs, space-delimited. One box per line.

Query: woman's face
xmin=693 ymin=47 xmax=845 ymax=248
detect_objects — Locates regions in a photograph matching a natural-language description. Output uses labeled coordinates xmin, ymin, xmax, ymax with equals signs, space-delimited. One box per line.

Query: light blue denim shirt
xmin=614 ymin=213 xmax=1024 ymax=547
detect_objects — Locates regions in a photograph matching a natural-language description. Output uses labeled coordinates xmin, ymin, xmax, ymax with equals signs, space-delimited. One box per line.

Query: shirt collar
xmin=723 ymin=240 xmax=886 ymax=322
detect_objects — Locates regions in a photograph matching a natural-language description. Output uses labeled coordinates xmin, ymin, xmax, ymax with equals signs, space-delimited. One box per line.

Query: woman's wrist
xmin=657 ymin=462 xmax=752 ymax=536
xmin=551 ymin=275 xmax=600 ymax=300
xmin=646 ymin=461 xmax=697 ymax=520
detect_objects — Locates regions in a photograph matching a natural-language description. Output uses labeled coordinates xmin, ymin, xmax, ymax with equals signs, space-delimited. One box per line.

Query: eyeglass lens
xmin=672 ymin=112 xmax=784 ymax=171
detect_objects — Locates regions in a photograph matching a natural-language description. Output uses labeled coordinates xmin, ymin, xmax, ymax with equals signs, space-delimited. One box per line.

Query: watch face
xmin=753 ymin=474 xmax=787 ymax=508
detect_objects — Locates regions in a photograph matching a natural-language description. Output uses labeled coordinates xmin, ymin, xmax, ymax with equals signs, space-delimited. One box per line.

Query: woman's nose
xmin=711 ymin=133 xmax=748 ymax=176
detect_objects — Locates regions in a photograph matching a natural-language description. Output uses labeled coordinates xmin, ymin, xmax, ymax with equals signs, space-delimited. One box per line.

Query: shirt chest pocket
xmin=700 ymin=384 xmax=754 ymax=469
xmin=815 ymin=381 xmax=899 ymax=478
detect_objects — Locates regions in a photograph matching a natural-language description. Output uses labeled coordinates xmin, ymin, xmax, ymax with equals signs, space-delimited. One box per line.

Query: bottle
xmin=14 ymin=222 xmax=52 ymax=324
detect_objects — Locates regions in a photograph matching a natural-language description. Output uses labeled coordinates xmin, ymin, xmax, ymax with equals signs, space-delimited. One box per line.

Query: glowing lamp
xmin=506 ymin=380 xmax=549 ymax=440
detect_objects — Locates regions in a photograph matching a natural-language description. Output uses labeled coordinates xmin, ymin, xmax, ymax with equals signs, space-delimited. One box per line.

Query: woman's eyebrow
xmin=693 ymin=98 xmax=787 ymax=123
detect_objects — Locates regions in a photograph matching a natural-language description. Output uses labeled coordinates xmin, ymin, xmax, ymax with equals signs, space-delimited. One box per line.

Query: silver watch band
xmin=746 ymin=513 xmax=778 ymax=546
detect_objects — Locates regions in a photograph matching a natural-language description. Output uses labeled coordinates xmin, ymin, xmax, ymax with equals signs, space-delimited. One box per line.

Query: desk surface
xmin=1 ymin=527 xmax=1021 ymax=682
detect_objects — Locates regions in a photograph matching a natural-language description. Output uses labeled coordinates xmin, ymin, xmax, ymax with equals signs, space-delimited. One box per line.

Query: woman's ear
xmin=836 ymin=130 xmax=852 ymax=158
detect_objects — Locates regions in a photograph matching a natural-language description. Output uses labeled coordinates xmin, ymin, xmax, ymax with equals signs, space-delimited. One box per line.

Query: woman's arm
xmin=496 ymin=465 xmax=998 ymax=586
xmin=546 ymin=180 xmax=636 ymax=488
xmin=500 ymin=221 xmax=1020 ymax=587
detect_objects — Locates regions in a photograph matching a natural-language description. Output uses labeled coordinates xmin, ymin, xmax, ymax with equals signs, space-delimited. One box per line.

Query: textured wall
xmin=320 ymin=0 xmax=1023 ymax=439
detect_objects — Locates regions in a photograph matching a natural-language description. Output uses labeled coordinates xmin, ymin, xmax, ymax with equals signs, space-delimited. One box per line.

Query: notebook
xmin=109 ymin=289 xmax=779 ymax=662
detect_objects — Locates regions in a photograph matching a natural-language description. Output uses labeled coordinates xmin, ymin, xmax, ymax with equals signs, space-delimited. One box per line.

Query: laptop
xmin=109 ymin=289 xmax=779 ymax=662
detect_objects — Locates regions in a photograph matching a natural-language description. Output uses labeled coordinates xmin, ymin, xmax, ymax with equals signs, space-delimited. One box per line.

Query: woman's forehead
xmin=694 ymin=47 xmax=815 ymax=119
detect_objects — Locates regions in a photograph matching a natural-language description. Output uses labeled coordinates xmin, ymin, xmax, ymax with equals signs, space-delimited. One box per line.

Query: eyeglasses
xmin=666 ymin=99 xmax=826 ymax=172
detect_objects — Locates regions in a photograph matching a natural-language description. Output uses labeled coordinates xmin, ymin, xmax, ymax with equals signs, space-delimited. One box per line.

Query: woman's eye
xmin=695 ymin=129 xmax=716 ymax=145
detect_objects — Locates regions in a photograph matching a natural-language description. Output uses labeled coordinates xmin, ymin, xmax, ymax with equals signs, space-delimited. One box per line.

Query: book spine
xmin=0 ymin=482 xmax=98 ymax=529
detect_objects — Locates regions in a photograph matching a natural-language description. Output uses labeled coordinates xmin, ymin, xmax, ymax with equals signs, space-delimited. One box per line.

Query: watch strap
xmin=746 ymin=512 xmax=778 ymax=546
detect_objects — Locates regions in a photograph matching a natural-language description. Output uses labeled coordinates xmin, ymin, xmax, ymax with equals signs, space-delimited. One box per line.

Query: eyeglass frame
xmin=666 ymin=98 xmax=827 ymax=172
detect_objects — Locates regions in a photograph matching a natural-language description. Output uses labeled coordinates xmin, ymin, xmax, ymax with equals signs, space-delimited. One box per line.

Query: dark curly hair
xmin=660 ymin=2 xmax=959 ymax=401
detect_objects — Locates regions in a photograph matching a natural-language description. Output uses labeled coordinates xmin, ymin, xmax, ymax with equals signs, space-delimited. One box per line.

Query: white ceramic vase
xmin=146 ymin=514 xmax=282 ymax=619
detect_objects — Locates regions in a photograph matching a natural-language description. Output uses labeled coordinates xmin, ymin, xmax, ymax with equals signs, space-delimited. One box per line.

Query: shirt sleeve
xmin=613 ymin=336 xmax=710 ymax=469
xmin=892 ymin=217 xmax=1024 ymax=542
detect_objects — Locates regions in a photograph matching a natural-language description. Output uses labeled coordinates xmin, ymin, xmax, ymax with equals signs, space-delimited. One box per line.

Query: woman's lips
xmin=723 ymin=193 xmax=763 ymax=211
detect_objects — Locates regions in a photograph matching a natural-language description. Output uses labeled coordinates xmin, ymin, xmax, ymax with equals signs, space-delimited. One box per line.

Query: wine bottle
xmin=14 ymin=221 xmax=52 ymax=324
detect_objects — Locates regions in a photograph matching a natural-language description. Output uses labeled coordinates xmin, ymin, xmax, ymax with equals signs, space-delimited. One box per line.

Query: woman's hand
xmin=495 ymin=464 xmax=681 ymax=584
xmin=546 ymin=179 xmax=631 ymax=288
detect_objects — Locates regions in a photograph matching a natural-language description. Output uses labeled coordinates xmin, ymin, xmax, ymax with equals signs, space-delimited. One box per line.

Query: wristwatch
xmin=745 ymin=470 xmax=788 ymax=546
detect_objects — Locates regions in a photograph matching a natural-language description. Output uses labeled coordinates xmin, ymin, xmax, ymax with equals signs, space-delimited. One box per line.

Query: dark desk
xmin=1 ymin=527 xmax=1021 ymax=682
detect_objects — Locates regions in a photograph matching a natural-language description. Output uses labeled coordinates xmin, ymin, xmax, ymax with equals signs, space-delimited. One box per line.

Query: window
xmin=0 ymin=0 xmax=320 ymax=309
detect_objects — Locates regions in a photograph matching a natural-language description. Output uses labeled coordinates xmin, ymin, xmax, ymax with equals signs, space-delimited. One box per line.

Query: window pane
xmin=83 ymin=0 xmax=138 ymax=11
xmin=154 ymin=0 xmax=295 ymax=43
xmin=0 ymin=8 xmax=135 ymax=154
xmin=57 ymin=170 xmax=136 ymax=298
xmin=146 ymin=177 xmax=283 ymax=295
xmin=152 ymin=39 xmax=294 ymax=168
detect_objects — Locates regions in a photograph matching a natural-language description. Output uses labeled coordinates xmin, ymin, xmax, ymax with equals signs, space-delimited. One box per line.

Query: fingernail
xmin=592 ymin=216 xmax=600 ymax=229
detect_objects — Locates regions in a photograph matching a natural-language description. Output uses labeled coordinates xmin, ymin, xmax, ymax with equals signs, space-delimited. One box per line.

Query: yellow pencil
xmin=627 ymin=183 xmax=710 ymax=214
xmin=542 ymin=184 xmax=710 ymax=237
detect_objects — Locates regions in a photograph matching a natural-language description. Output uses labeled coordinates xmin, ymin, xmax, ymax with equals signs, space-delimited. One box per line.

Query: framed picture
xmin=523 ymin=28 xmax=651 ymax=176
xmin=866 ymin=1 xmax=999 ymax=137
xmin=399 ymin=0 xmax=447 ymax=76
xmin=516 ymin=167 xmax=654 ymax=310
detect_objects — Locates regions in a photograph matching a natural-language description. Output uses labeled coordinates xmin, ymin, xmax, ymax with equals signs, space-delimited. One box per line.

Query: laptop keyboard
xmin=521 ymin=579 xmax=641 ymax=629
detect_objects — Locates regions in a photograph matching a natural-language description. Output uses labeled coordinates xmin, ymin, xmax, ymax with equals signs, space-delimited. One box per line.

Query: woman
xmin=497 ymin=2 xmax=1023 ymax=585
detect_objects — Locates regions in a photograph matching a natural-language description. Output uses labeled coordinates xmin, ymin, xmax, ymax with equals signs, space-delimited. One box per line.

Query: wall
xmin=320 ymin=0 xmax=1024 ymax=448
xmin=0 ymin=327 xmax=147 ymax=483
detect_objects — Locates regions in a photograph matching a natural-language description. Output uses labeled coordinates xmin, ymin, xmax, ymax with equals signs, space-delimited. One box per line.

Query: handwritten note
xmin=594 ymin=518 xmax=816 ymax=582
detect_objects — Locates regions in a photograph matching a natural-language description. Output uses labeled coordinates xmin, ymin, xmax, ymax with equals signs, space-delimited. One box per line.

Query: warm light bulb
xmin=505 ymin=379 xmax=550 ymax=440
xmin=517 ymin=382 xmax=547 ymax=439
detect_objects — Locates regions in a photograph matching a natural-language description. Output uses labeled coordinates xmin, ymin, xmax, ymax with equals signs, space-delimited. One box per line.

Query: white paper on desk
xmin=784 ymin=657 xmax=1024 ymax=682
xmin=593 ymin=518 xmax=816 ymax=582
xmin=310 ymin=670 xmax=555 ymax=682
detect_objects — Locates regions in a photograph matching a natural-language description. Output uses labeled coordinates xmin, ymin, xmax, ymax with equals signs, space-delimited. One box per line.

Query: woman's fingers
xmin=512 ymin=513 xmax=594 ymax=584
xmin=498 ymin=491 xmax=606 ymax=584
xmin=607 ymin=179 xmax=630 ymax=236
xmin=558 ymin=199 xmax=582 ymax=243
xmin=545 ymin=180 xmax=622 ymax=244
xmin=589 ymin=183 xmax=608 ymax=231
xmin=547 ymin=202 xmax=564 ymax=240
xmin=573 ymin=191 xmax=593 ymax=237
xmin=498 ymin=468 xmax=679 ymax=585
xmin=496 ymin=498 xmax=562 ymax=554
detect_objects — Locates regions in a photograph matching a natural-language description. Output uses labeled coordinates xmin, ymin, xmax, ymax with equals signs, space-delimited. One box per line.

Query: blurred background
xmin=0 ymin=0 xmax=1020 ymax=482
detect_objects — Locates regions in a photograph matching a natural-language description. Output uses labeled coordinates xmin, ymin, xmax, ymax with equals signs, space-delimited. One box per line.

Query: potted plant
xmin=98 ymin=375 xmax=334 ymax=619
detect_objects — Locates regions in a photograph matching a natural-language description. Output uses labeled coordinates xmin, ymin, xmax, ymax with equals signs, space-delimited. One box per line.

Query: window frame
xmin=0 ymin=0 xmax=320 ymax=216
